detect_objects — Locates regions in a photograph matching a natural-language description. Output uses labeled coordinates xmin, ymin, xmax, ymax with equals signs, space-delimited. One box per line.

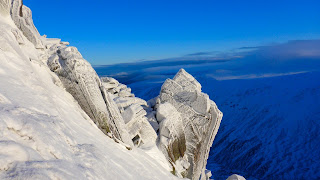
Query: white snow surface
xmin=0 ymin=15 xmax=178 ymax=180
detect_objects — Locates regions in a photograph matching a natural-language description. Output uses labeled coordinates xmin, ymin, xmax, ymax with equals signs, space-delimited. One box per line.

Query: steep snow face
xmin=0 ymin=9 xmax=178 ymax=180
xmin=153 ymin=69 xmax=223 ymax=179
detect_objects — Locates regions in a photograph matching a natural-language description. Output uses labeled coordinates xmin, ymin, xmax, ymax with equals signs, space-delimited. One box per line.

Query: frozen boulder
xmin=124 ymin=106 xmax=158 ymax=146
xmin=101 ymin=77 xmax=119 ymax=89
xmin=155 ymin=69 xmax=223 ymax=180
xmin=10 ymin=0 xmax=44 ymax=49
xmin=47 ymin=45 xmax=133 ymax=147
xmin=157 ymin=102 xmax=188 ymax=178
xmin=101 ymin=77 xmax=134 ymax=98
xmin=113 ymin=96 xmax=147 ymax=111
xmin=226 ymin=174 xmax=246 ymax=180
xmin=102 ymin=77 xmax=157 ymax=146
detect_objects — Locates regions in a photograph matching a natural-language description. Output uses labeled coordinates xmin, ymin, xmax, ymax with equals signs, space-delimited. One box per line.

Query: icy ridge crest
xmin=0 ymin=0 xmax=246 ymax=179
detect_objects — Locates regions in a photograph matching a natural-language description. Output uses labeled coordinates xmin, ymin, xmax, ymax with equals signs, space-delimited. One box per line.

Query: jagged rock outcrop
xmin=1 ymin=2 xmax=237 ymax=179
xmin=153 ymin=69 xmax=223 ymax=180
xmin=46 ymin=45 xmax=133 ymax=147
xmin=9 ymin=0 xmax=44 ymax=49
xmin=101 ymin=77 xmax=157 ymax=146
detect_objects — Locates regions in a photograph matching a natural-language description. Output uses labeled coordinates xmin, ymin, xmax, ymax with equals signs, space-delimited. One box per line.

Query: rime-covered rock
xmin=101 ymin=77 xmax=134 ymax=98
xmin=47 ymin=45 xmax=133 ymax=147
xmin=226 ymin=174 xmax=246 ymax=180
xmin=157 ymin=102 xmax=188 ymax=178
xmin=155 ymin=69 xmax=223 ymax=180
xmin=101 ymin=77 xmax=157 ymax=146
xmin=10 ymin=0 xmax=44 ymax=49
xmin=0 ymin=2 xmax=226 ymax=179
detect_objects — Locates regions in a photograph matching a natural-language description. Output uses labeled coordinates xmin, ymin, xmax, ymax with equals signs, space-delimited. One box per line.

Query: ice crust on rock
xmin=154 ymin=69 xmax=223 ymax=180
xmin=101 ymin=77 xmax=157 ymax=146
xmin=157 ymin=102 xmax=188 ymax=178
xmin=46 ymin=45 xmax=133 ymax=147
xmin=10 ymin=0 xmax=44 ymax=49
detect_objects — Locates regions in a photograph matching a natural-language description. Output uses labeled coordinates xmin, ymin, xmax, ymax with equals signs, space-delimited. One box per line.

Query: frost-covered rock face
xmin=47 ymin=45 xmax=157 ymax=148
xmin=156 ymin=102 xmax=188 ymax=178
xmin=10 ymin=0 xmax=44 ymax=49
xmin=101 ymin=77 xmax=157 ymax=146
xmin=47 ymin=45 xmax=133 ymax=147
xmin=155 ymin=69 xmax=223 ymax=180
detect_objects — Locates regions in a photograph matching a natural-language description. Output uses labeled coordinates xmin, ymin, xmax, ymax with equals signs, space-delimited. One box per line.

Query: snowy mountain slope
xmin=202 ymin=72 xmax=320 ymax=180
xmin=0 ymin=14 xmax=178 ymax=180
xmin=94 ymin=58 xmax=320 ymax=179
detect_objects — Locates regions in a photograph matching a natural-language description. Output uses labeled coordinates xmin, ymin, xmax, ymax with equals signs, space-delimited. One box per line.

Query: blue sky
xmin=25 ymin=0 xmax=320 ymax=65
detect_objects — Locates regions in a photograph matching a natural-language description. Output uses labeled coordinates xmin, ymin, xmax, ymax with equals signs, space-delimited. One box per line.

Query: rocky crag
xmin=0 ymin=0 xmax=245 ymax=179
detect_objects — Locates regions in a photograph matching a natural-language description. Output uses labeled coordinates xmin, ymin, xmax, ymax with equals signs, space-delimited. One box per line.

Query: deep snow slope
xmin=94 ymin=60 xmax=320 ymax=180
xmin=0 ymin=15 xmax=177 ymax=180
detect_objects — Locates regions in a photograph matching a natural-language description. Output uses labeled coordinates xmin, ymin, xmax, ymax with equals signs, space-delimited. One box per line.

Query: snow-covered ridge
xmin=0 ymin=1 xmax=243 ymax=179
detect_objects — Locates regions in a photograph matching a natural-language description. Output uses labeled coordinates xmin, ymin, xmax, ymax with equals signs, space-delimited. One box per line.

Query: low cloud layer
xmin=95 ymin=39 xmax=320 ymax=83
xmin=248 ymin=40 xmax=320 ymax=59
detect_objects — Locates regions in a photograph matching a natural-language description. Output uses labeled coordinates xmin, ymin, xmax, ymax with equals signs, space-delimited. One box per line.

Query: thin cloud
xmin=185 ymin=52 xmax=215 ymax=56
xmin=237 ymin=46 xmax=264 ymax=50
xmin=208 ymin=71 xmax=309 ymax=80
xmin=250 ymin=39 xmax=320 ymax=59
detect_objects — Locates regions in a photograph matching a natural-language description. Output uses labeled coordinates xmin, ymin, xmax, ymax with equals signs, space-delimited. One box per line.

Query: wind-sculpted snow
xmin=152 ymin=69 xmax=223 ymax=179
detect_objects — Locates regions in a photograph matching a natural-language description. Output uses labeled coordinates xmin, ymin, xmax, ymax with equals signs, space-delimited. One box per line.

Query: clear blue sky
xmin=25 ymin=0 xmax=320 ymax=65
